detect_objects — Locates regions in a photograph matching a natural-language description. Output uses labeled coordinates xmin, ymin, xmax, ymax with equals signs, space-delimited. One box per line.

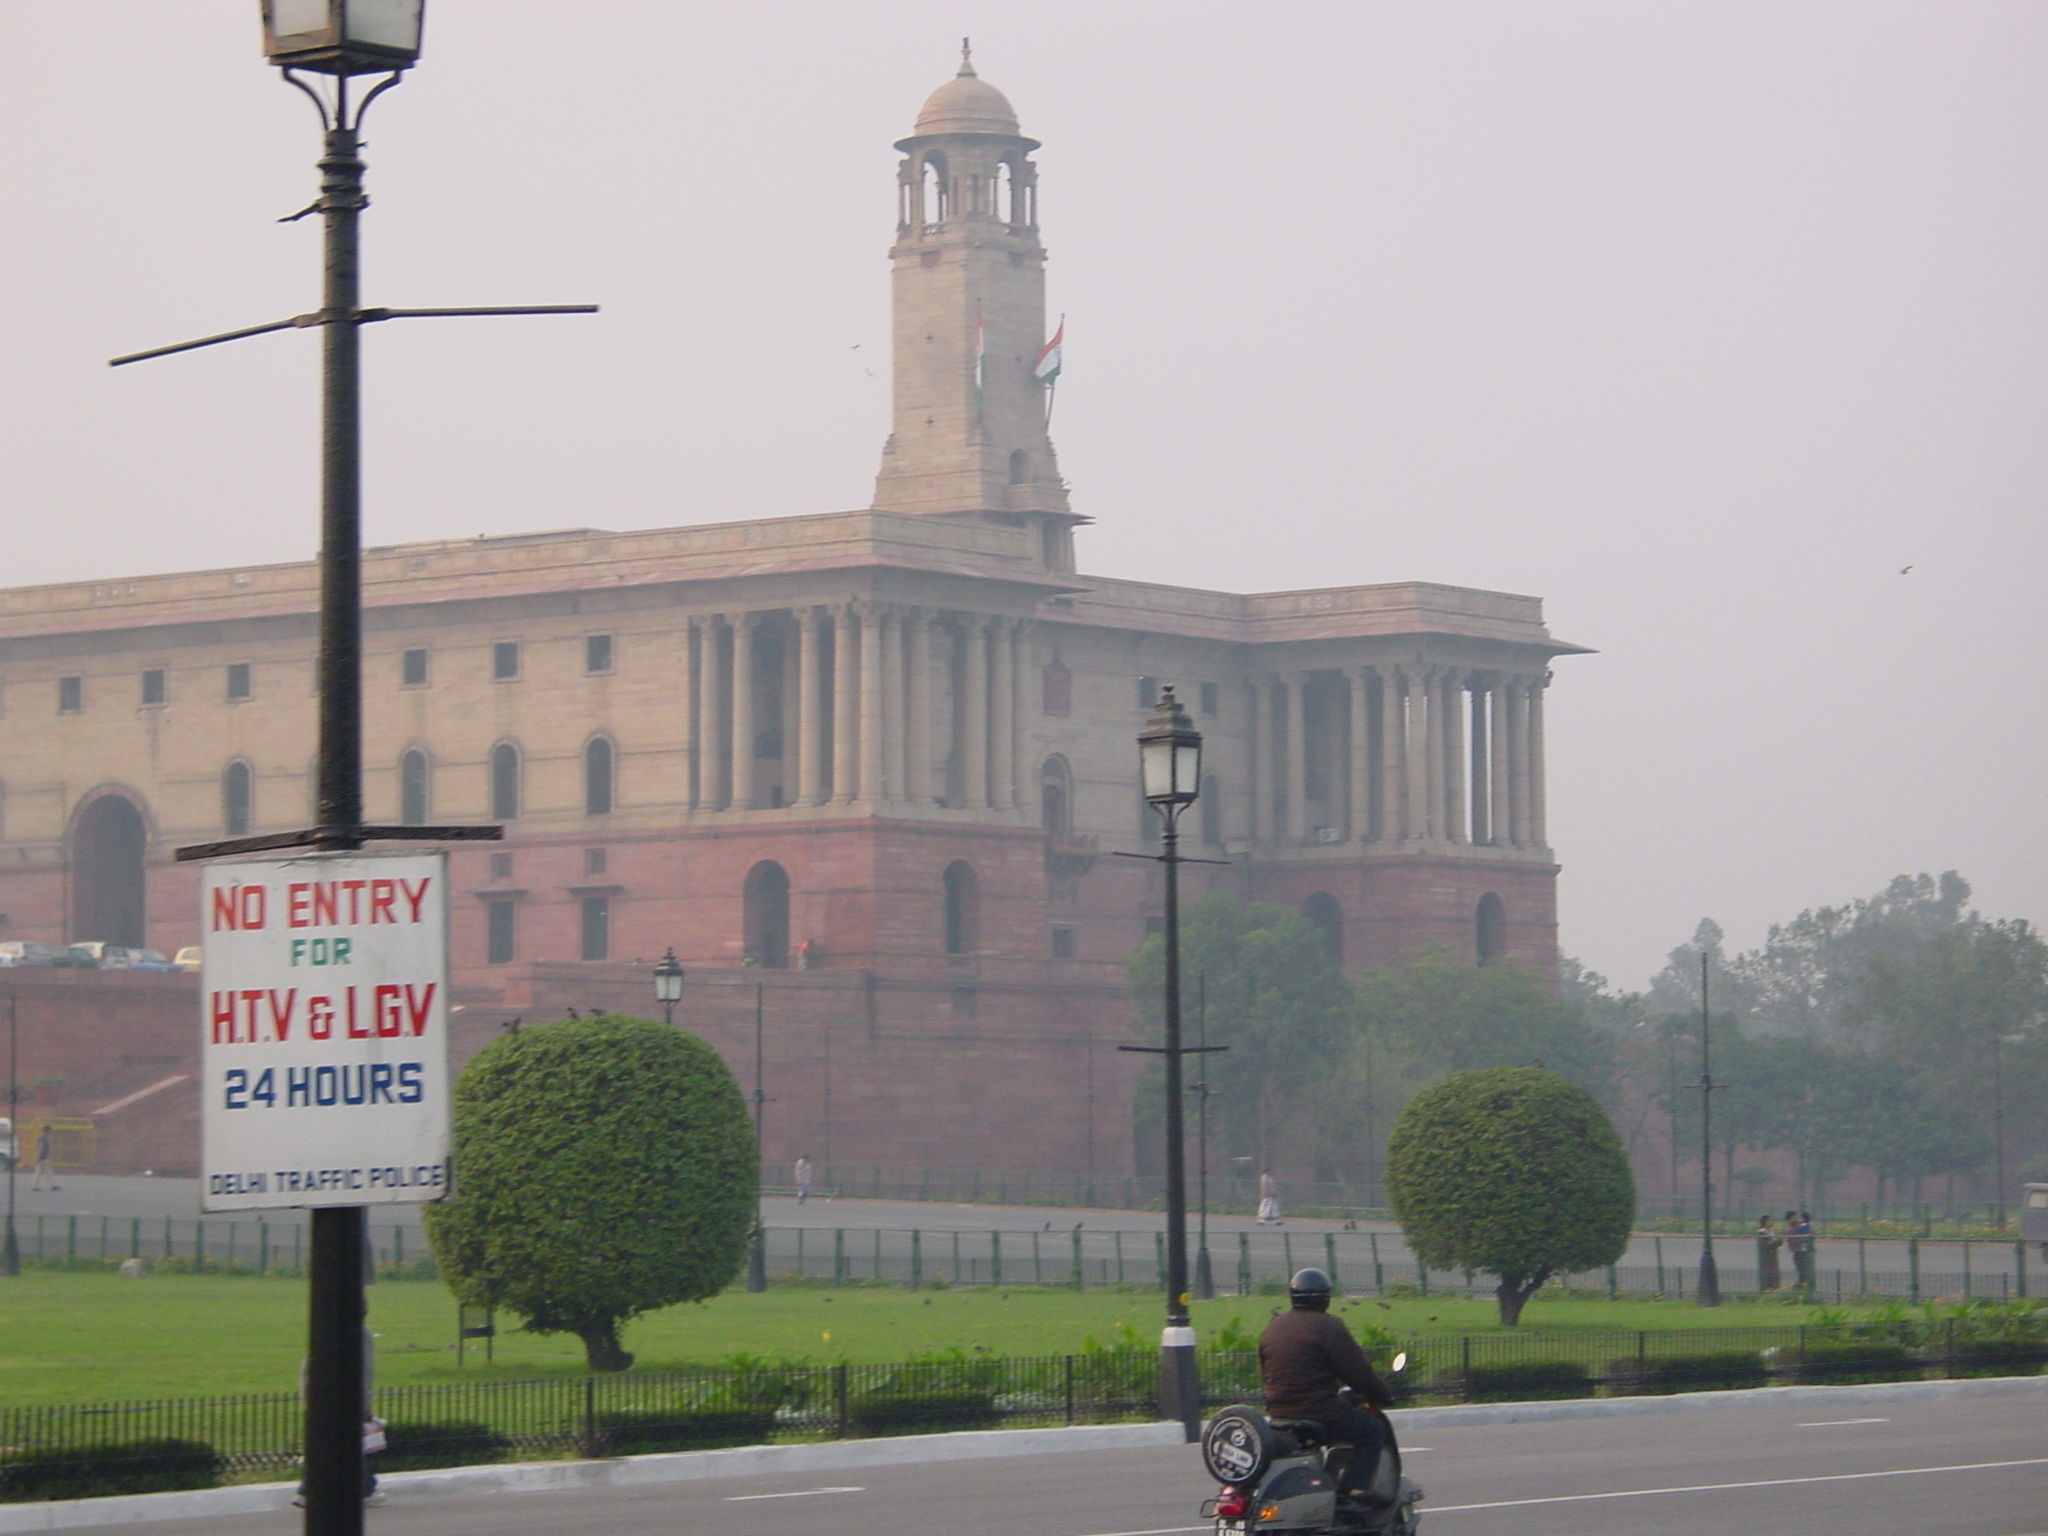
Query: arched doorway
xmin=71 ymin=793 xmax=148 ymax=945
xmin=1302 ymin=892 xmax=1343 ymax=965
xmin=943 ymin=862 xmax=979 ymax=955
xmin=1476 ymin=893 xmax=1507 ymax=963
xmin=743 ymin=861 xmax=790 ymax=969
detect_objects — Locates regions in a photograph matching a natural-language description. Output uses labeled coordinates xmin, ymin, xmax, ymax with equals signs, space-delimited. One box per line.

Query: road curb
xmin=4 ymin=1376 xmax=2045 ymax=1531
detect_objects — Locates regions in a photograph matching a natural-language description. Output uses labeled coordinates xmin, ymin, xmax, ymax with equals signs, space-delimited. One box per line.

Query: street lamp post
xmin=749 ymin=983 xmax=768 ymax=1293
xmin=1696 ymin=953 xmax=1720 ymax=1307
xmin=653 ymin=949 xmax=684 ymax=1027
xmin=1120 ymin=687 xmax=1214 ymax=1440
xmin=1191 ymin=973 xmax=1214 ymax=1300
xmin=4 ymin=995 xmax=19 ymax=1277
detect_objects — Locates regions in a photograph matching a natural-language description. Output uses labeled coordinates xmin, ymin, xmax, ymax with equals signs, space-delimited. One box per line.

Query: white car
xmin=0 ymin=1117 xmax=14 ymax=1172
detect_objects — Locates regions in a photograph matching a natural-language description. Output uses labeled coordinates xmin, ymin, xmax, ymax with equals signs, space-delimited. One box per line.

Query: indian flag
xmin=1034 ymin=318 xmax=1065 ymax=386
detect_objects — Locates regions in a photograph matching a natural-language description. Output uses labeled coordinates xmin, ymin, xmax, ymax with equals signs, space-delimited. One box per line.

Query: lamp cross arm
xmin=111 ymin=304 xmax=599 ymax=367
xmin=1109 ymin=850 xmax=1233 ymax=866
xmin=1117 ymin=1044 xmax=1230 ymax=1057
xmin=175 ymin=822 xmax=503 ymax=863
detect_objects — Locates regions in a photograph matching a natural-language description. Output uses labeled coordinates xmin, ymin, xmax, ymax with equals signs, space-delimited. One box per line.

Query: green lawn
xmin=0 ymin=1271 xmax=1833 ymax=1407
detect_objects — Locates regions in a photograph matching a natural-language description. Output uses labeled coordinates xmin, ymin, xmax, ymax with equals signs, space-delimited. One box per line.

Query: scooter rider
xmin=1258 ymin=1268 xmax=1394 ymax=1516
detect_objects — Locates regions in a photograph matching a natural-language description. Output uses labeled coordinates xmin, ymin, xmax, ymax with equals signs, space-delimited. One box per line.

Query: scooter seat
xmin=1265 ymin=1418 xmax=1329 ymax=1449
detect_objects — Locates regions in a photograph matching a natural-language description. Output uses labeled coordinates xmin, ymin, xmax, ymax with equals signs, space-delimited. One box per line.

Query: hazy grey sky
xmin=5 ymin=3 xmax=2044 ymax=991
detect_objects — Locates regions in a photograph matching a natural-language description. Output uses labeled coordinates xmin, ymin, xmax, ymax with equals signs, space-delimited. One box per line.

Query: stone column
xmin=1529 ymin=673 xmax=1549 ymax=848
xmin=1375 ymin=665 xmax=1401 ymax=842
xmin=989 ymin=619 xmax=1015 ymax=810
xmin=1421 ymin=668 xmax=1445 ymax=841
xmin=1506 ymin=676 xmax=1529 ymax=846
xmin=796 ymin=607 xmax=822 ymax=806
xmin=1284 ymin=672 xmax=1309 ymax=846
xmin=1468 ymin=676 xmax=1491 ymax=845
xmin=833 ymin=604 xmax=859 ymax=805
xmin=1489 ymin=677 xmax=1511 ymax=846
xmin=961 ymin=616 xmax=989 ymax=809
xmin=1009 ymin=619 xmax=1031 ymax=814
xmin=859 ymin=603 xmax=884 ymax=805
xmin=1402 ymin=669 xmax=1429 ymax=841
xmin=1250 ymin=676 xmax=1273 ymax=845
xmin=906 ymin=608 xmax=933 ymax=806
xmin=696 ymin=615 xmax=726 ymax=811
xmin=1443 ymin=670 xmax=1467 ymax=844
xmin=1348 ymin=667 xmax=1372 ymax=842
xmin=680 ymin=617 xmax=701 ymax=811
xmin=729 ymin=613 xmax=755 ymax=811
xmin=879 ymin=606 xmax=903 ymax=803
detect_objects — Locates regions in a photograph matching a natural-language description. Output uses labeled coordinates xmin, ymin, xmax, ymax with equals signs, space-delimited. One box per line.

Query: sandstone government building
xmin=0 ymin=57 xmax=1583 ymax=1185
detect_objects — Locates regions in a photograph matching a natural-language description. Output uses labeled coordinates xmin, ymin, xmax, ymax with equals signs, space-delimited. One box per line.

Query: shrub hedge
xmin=0 ymin=1438 xmax=224 ymax=1502
xmin=846 ymin=1389 xmax=1001 ymax=1437
xmin=1604 ymin=1351 xmax=1770 ymax=1396
xmin=379 ymin=1419 xmax=515 ymax=1472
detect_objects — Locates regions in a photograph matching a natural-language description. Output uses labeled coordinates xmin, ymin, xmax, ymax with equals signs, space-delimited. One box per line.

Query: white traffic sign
xmin=199 ymin=850 xmax=451 ymax=1211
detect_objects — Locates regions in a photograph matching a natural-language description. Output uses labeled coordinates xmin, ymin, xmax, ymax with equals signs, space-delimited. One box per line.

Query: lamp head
xmin=1138 ymin=686 xmax=1202 ymax=807
xmin=653 ymin=947 xmax=685 ymax=1005
xmin=261 ymin=0 xmax=424 ymax=76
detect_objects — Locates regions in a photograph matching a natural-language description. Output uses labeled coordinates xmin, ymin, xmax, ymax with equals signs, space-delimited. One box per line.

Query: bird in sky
xmin=1899 ymin=564 xmax=1915 ymax=575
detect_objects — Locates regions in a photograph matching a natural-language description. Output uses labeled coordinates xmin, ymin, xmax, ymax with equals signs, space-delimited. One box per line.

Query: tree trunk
xmin=1495 ymin=1271 xmax=1548 ymax=1326
xmin=576 ymin=1321 xmax=635 ymax=1373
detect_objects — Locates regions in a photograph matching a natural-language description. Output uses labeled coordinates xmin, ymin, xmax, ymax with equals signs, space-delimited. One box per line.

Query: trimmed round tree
xmin=425 ymin=1014 xmax=756 ymax=1371
xmin=1385 ymin=1065 xmax=1633 ymax=1326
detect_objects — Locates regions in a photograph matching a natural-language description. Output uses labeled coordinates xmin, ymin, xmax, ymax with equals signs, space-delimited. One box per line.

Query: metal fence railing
xmin=6 ymin=1324 xmax=2045 ymax=1500
xmin=9 ymin=1215 xmax=2038 ymax=1303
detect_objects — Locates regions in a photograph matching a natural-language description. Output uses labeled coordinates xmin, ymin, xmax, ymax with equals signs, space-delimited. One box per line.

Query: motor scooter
xmin=1199 ymin=1354 xmax=1422 ymax=1536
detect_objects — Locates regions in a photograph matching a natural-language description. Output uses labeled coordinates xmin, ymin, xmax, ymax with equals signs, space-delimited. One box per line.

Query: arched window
xmin=584 ymin=736 xmax=614 ymax=816
xmin=994 ymin=160 xmax=1015 ymax=223
xmin=222 ymin=760 xmax=253 ymax=837
xmin=1009 ymin=449 xmax=1028 ymax=484
xmin=1199 ymin=774 xmax=1223 ymax=846
xmin=1303 ymin=892 xmax=1343 ymax=965
xmin=490 ymin=742 xmax=520 ymax=821
xmin=743 ymin=860 xmax=790 ymax=969
xmin=71 ymin=793 xmax=147 ymax=946
xmin=1476 ymin=893 xmax=1507 ymax=964
xmin=399 ymin=749 xmax=429 ymax=825
xmin=920 ymin=152 xmax=948 ymax=224
xmin=943 ymin=861 xmax=979 ymax=956
xmin=1039 ymin=755 xmax=1072 ymax=839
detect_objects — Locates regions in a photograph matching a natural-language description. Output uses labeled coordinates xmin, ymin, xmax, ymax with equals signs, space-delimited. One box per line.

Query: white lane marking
xmin=1428 ymin=1456 xmax=2048 ymax=1513
xmin=725 ymin=1485 xmax=866 ymax=1502
xmin=1795 ymin=1417 xmax=1890 ymax=1427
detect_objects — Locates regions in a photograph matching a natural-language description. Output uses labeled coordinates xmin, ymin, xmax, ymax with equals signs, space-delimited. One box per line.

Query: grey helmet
xmin=1288 ymin=1267 xmax=1334 ymax=1311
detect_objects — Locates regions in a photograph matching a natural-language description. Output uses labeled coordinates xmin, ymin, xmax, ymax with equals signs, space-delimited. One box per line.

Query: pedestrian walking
xmin=1755 ymin=1214 xmax=1782 ymax=1291
xmin=1793 ymin=1211 xmax=1816 ymax=1289
xmin=794 ymin=1154 xmax=813 ymax=1204
xmin=29 ymin=1123 xmax=56 ymax=1190
xmin=1257 ymin=1168 xmax=1282 ymax=1225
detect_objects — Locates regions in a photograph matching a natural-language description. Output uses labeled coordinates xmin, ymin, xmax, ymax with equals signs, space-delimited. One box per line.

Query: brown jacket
xmin=1258 ymin=1308 xmax=1393 ymax=1420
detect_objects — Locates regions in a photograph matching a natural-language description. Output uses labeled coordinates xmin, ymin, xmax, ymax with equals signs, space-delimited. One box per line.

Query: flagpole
xmin=1045 ymin=377 xmax=1057 ymax=428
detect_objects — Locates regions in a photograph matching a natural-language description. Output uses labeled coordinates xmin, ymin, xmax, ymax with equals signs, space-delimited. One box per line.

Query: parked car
xmin=49 ymin=945 xmax=97 ymax=968
xmin=173 ymin=946 xmax=202 ymax=973
xmin=0 ymin=941 xmax=55 ymax=968
xmin=0 ymin=1117 xmax=13 ymax=1171
xmin=126 ymin=948 xmax=180 ymax=971
xmin=70 ymin=942 xmax=134 ymax=968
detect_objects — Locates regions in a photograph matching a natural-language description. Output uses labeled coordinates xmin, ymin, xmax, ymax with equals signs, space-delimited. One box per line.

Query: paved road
xmin=13 ymin=1176 xmax=2034 ymax=1295
xmin=116 ymin=1392 xmax=2048 ymax=1536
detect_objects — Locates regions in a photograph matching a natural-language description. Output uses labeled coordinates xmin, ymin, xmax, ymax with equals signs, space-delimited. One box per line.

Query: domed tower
xmin=874 ymin=47 xmax=1079 ymax=568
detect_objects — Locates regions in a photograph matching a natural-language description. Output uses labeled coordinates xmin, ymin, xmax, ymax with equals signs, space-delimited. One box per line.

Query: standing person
xmin=1257 ymin=1168 xmax=1281 ymax=1225
xmin=1755 ymin=1214 xmax=1782 ymax=1292
xmin=794 ymin=1154 xmax=813 ymax=1205
xmin=29 ymin=1123 xmax=56 ymax=1191
xmin=1259 ymin=1268 xmax=1395 ymax=1523
xmin=1794 ymin=1212 xmax=1816 ymax=1290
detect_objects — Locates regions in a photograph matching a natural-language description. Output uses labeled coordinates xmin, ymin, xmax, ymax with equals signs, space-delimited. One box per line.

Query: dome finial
xmin=959 ymin=36 xmax=976 ymax=77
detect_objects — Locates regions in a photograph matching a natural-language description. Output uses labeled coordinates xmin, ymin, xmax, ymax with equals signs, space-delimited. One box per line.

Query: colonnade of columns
xmin=1247 ymin=664 xmax=1548 ymax=850
xmin=680 ymin=604 xmax=1032 ymax=813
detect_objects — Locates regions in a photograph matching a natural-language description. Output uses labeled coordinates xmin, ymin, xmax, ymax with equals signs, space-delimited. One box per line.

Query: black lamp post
xmin=1696 ymin=953 xmax=1720 ymax=1307
xmin=1191 ymin=973 xmax=1214 ymax=1300
xmin=3 ymin=995 xmax=19 ymax=1278
xmin=1131 ymin=687 xmax=1204 ymax=1438
xmin=749 ymin=983 xmax=768 ymax=1293
xmin=653 ymin=949 xmax=684 ymax=1027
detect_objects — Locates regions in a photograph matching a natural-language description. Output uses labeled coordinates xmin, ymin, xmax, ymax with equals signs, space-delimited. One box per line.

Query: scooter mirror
xmin=1389 ymin=1351 xmax=1408 ymax=1373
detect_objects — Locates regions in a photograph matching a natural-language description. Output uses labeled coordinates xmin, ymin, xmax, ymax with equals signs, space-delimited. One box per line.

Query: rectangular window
xmin=489 ymin=852 xmax=514 ymax=881
xmin=492 ymin=640 xmax=521 ymax=681
xmin=585 ymin=634 xmax=614 ymax=674
xmin=402 ymin=648 xmax=429 ymax=687
xmin=141 ymin=669 xmax=167 ymax=706
xmin=1042 ymin=661 xmax=1071 ymax=716
xmin=579 ymin=896 xmax=610 ymax=961
xmin=1050 ymin=927 xmax=1076 ymax=959
xmin=1200 ymin=681 xmax=1219 ymax=715
xmin=583 ymin=847 xmax=608 ymax=876
xmin=226 ymin=662 xmax=252 ymax=700
xmin=58 ymin=676 xmax=83 ymax=714
xmin=486 ymin=901 xmax=516 ymax=965
xmin=1138 ymin=675 xmax=1159 ymax=708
